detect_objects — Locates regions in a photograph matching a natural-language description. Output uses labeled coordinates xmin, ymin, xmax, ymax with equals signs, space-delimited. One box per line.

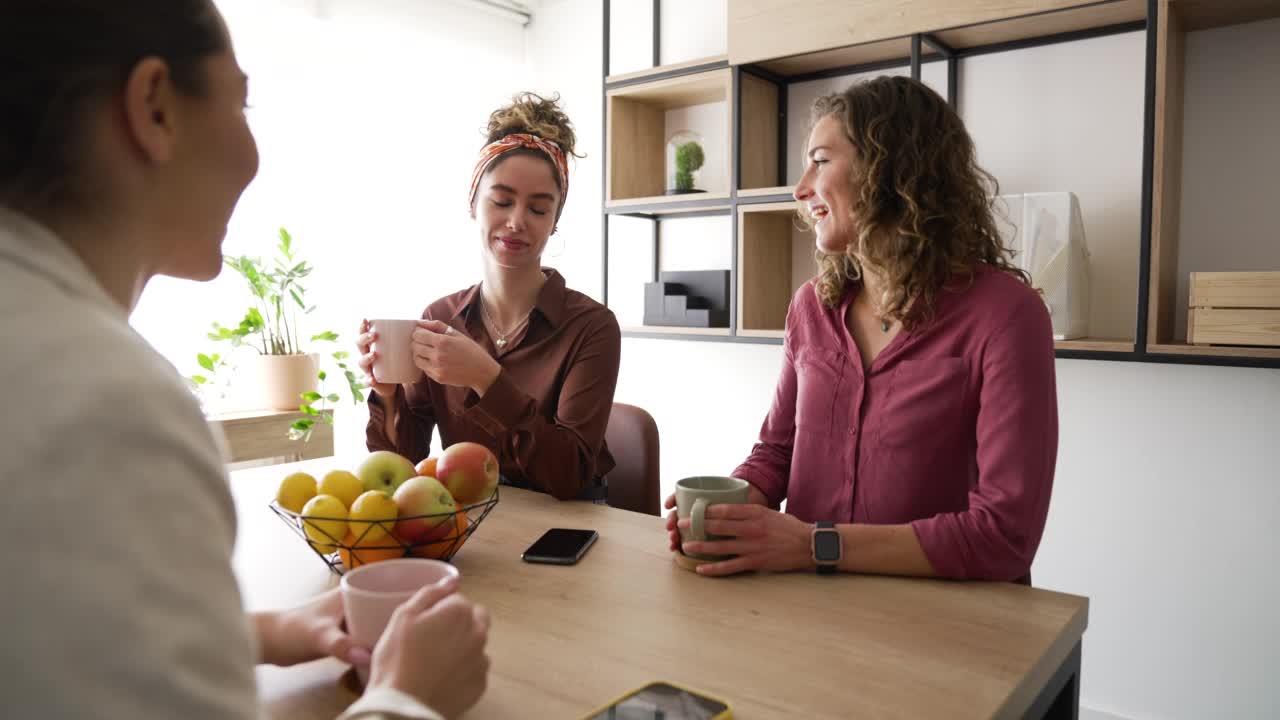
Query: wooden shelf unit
xmin=729 ymin=1 xmax=1146 ymax=70
xmin=604 ymin=193 xmax=732 ymax=215
xmin=606 ymin=69 xmax=732 ymax=205
xmin=737 ymin=202 xmax=816 ymax=335
xmin=599 ymin=0 xmax=1280 ymax=367
xmin=621 ymin=325 xmax=733 ymax=337
xmin=1144 ymin=0 xmax=1280 ymax=361
xmin=605 ymin=55 xmax=729 ymax=86
xmin=1054 ymin=338 xmax=1135 ymax=353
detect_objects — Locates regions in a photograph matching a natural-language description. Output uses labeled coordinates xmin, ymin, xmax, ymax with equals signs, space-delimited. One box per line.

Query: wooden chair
xmin=603 ymin=403 xmax=660 ymax=515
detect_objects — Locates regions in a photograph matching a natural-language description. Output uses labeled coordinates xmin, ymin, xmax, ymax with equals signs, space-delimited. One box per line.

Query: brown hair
xmin=0 ymin=0 xmax=227 ymax=213
xmin=483 ymin=92 xmax=582 ymax=219
xmin=806 ymin=76 xmax=1030 ymax=330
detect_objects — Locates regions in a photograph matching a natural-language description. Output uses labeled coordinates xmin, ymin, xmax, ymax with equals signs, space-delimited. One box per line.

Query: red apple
xmin=436 ymin=442 xmax=499 ymax=505
xmin=392 ymin=475 xmax=457 ymax=543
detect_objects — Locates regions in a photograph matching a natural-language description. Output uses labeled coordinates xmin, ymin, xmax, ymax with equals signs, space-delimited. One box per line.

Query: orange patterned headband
xmin=467 ymin=133 xmax=569 ymax=215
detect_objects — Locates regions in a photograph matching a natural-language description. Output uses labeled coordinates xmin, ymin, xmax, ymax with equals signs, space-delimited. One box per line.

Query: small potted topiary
xmin=665 ymin=130 xmax=706 ymax=195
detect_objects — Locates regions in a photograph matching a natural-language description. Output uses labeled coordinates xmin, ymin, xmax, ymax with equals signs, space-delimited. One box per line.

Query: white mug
xmin=340 ymin=558 xmax=460 ymax=685
xmin=370 ymin=318 xmax=424 ymax=385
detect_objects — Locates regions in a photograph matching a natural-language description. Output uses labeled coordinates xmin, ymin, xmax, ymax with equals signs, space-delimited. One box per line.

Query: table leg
xmin=1026 ymin=639 xmax=1081 ymax=720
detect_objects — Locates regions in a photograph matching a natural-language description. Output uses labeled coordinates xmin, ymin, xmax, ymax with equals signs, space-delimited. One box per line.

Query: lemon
xmin=276 ymin=472 xmax=317 ymax=514
xmin=349 ymin=490 xmax=399 ymax=543
xmin=318 ymin=470 xmax=364 ymax=509
xmin=301 ymin=494 xmax=349 ymax=552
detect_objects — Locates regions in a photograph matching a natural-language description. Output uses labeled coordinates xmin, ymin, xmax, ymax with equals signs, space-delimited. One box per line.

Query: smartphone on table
xmin=521 ymin=528 xmax=599 ymax=565
xmin=580 ymin=681 xmax=732 ymax=720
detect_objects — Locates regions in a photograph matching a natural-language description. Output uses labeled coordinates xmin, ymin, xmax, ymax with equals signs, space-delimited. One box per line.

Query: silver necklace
xmin=480 ymin=299 xmax=531 ymax=349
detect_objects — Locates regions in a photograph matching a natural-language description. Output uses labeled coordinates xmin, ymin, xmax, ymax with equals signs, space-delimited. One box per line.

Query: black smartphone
xmin=521 ymin=528 xmax=599 ymax=565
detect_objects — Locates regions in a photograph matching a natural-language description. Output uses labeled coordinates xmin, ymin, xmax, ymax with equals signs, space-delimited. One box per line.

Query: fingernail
xmin=348 ymin=647 xmax=372 ymax=666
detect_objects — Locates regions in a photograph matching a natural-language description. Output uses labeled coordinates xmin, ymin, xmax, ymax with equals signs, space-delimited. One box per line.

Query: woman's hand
xmin=663 ymin=484 xmax=769 ymax=553
xmin=411 ymin=320 xmax=501 ymax=395
xmin=368 ymin=576 xmax=490 ymax=719
xmin=677 ymin=503 xmax=815 ymax=577
xmin=356 ymin=319 xmax=397 ymax=400
xmin=253 ymin=587 xmax=370 ymax=668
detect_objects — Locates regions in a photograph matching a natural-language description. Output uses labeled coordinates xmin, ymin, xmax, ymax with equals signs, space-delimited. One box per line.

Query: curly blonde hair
xmin=806 ymin=76 xmax=1029 ymax=330
xmin=481 ymin=92 xmax=583 ymax=221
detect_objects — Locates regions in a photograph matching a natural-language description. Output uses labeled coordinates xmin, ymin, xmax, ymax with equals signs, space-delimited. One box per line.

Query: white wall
xmin=529 ymin=3 xmax=1280 ymax=720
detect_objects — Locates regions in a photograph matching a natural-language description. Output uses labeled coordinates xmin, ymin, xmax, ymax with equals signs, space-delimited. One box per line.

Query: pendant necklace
xmin=481 ymin=300 xmax=530 ymax=349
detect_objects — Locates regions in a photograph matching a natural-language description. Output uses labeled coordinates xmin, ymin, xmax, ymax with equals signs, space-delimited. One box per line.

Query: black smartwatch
xmin=811 ymin=521 xmax=841 ymax=575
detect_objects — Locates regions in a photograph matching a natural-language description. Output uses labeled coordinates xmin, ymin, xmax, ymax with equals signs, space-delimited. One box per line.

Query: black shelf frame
xmin=601 ymin=0 xmax=1280 ymax=369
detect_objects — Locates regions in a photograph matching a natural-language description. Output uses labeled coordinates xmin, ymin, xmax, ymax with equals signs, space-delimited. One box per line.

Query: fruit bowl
xmin=270 ymin=486 xmax=499 ymax=576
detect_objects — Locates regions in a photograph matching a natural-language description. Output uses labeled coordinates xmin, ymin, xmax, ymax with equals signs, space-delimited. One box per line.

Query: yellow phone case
xmin=578 ymin=680 xmax=733 ymax=720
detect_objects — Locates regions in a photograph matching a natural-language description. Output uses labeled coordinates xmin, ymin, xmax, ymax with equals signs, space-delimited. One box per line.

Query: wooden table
xmin=232 ymin=458 xmax=1088 ymax=719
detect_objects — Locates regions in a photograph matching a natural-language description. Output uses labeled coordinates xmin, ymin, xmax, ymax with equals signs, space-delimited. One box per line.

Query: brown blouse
xmin=366 ymin=269 xmax=620 ymax=500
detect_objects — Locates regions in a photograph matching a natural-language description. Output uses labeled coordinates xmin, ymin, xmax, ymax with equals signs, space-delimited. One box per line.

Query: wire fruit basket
xmin=269 ymin=486 xmax=499 ymax=576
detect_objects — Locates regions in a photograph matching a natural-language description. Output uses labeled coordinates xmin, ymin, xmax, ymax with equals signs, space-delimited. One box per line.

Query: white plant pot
xmin=247 ymin=353 xmax=320 ymax=411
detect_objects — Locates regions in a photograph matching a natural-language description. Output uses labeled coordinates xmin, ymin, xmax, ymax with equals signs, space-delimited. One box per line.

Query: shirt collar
xmin=0 ymin=206 xmax=126 ymax=320
xmin=453 ymin=268 xmax=569 ymax=328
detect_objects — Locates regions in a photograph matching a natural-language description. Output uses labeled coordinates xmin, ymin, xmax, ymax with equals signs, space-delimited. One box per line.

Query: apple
xmin=355 ymin=450 xmax=417 ymax=496
xmin=410 ymin=505 xmax=469 ymax=559
xmin=392 ymin=475 xmax=457 ymax=543
xmin=436 ymin=442 xmax=499 ymax=505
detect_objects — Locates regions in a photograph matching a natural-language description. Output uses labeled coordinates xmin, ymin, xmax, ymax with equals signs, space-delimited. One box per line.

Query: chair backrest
xmin=603 ymin=402 xmax=660 ymax=516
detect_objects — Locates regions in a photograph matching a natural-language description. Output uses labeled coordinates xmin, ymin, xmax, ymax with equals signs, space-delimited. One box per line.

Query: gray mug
xmin=675 ymin=476 xmax=750 ymax=561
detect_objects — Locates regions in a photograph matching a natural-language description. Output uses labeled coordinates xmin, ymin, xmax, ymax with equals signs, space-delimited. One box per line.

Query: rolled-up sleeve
xmin=911 ymin=297 xmax=1058 ymax=581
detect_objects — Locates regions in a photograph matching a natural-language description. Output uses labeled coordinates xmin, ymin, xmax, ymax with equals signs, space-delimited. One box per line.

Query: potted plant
xmin=188 ymin=228 xmax=363 ymax=441
xmin=665 ymin=130 xmax=706 ymax=195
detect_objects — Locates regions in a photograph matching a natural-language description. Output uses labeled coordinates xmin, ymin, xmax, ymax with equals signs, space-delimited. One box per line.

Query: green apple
xmin=355 ymin=450 xmax=417 ymax=496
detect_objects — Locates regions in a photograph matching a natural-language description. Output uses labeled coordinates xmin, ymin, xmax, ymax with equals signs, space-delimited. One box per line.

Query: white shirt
xmin=0 ymin=207 xmax=441 ymax=720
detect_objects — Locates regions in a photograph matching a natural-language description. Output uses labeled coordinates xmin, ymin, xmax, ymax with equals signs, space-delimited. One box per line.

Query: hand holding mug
xmin=366 ymin=579 xmax=491 ymax=719
xmin=664 ymin=481 xmax=769 ymax=553
xmin=410 ymin=320 xmax=501 ymax=395
xmin=356 ymin=319 xmax=397 ymax=399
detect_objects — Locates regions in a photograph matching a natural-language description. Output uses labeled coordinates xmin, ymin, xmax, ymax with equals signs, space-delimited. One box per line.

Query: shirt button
xmin=848 ymin=426 xmax=857 ymax=435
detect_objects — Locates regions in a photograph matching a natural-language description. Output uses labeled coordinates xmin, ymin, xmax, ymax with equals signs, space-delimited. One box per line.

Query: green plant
xmin=674 ymin=141 xmax=705 ymax=191
xmin=188 ymin=227 xmax=364 ymax=441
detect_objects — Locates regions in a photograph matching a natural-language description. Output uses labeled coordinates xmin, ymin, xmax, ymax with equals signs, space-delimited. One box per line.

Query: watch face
xmin=814 ymin=530 xmax=841 ymax=562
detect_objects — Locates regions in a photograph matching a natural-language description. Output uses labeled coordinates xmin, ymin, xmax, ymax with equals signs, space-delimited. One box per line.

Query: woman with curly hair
xmin=357 ymin=93 xmax=621 ymax=501
xmin=665 ymin=76 xmax=1057 ymax=583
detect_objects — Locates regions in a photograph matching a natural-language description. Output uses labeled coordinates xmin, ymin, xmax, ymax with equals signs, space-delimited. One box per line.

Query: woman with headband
xmin=357 ymin=93 xmax=621 ymax=502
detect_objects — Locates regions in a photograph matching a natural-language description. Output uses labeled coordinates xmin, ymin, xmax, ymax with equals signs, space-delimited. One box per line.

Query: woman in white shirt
xmin=0 ymin=2 xmax=488 ymax=718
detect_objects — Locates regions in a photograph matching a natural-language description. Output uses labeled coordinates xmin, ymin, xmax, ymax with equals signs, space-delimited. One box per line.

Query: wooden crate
xmin=1188 ymin=271 xmax=1280 ymax=347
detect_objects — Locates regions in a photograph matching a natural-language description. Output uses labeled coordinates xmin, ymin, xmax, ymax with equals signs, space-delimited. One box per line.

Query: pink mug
xmin=340 ymin=558 xmax=460 ymax=684
xmin=369 ymin=318 xmax=425 ymax=385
